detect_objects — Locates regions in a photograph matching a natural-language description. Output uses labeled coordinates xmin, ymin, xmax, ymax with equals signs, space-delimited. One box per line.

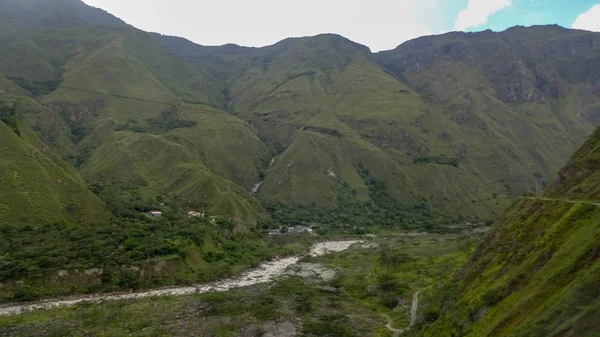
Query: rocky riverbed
xmin=0 ymin=240 xmax=361 ymax=316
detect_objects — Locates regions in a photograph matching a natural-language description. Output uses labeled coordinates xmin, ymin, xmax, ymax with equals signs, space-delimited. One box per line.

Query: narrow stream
xmin=0 ymin=241 xmax=360 ymax=316
xmin=251 ymin=181 xmax=263 ymax=196
xmin=251 ymin=157 xmax=276 ymax=197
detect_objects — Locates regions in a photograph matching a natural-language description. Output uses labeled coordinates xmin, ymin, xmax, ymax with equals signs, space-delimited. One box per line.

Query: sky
xmin=82 ymin=0 xmax=600 ymax=52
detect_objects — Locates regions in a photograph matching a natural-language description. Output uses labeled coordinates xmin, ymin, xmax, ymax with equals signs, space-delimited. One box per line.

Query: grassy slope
xmin=545 ymin=127 xmax=600 ymax=201
xmin=156 ymin=34 xmax=424 ymax=209
xmin=415 ymin=129 xmax=600 ymax=337
xmin=161 ymin=28 xmax=600 ymax=219
xmin=229 ymin=35 xmax=425 ymax=208
xmin=376 ymin=26 xmax=599 ymax=219
xmin=2 ymin=0 xmax=600 ymax=223
xmin=83 ymin=129 xmax=263 ymax=224
xmin=0 ymin=5 xmax=268 ymax=222
xmin=0 ymin=0 xmax=126 ymax=29
xmin=417 ymin=199 xmax=599 ymax=337
xmin=0 ymin=120 xmax=107 ymax=225
xmin=53 ymin=28 xmax=268 ymax=221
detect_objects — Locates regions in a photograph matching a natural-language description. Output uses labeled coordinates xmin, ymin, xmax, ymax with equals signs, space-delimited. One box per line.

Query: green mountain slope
xmin=230 ymin=35 xmax=426 ymax=208
xmin=160 ymin=28 xmax=600 ymax=219
xmin=0 ymin=0 xmax=126 ymax=31
xmin=415 ymin=129 xmax=600 ymax=337
xmin=375 ymin=26 xmax=600 ymax=218
xmin=3 ymin=0 xmax=600 ymax=223
xmin=82 ymin=110 xmax=265 ymax=224
xmin=545 ymin=127 xmax=600 ymax=200
xmin=0 ymin=0 xmax=267 ymax=223
xmin=0 ymin=112 xmax=107 ymax=226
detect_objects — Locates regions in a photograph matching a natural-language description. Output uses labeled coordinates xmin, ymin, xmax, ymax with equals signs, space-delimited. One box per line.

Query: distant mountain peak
xmin=0 ymin=0 xmax=126 ymax=28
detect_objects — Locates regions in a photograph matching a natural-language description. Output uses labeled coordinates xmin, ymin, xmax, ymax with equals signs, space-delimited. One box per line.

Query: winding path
xmin=521 ymin=196 xmax=600 ymax=206
xmin=0 ymin=241 xmax=360 ymax=316
xmin=383 ymin=290 xmax=421 ymax=336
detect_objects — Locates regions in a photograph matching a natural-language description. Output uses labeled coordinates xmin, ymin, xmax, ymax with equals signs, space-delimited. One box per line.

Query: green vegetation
xmin=413 ymin=155 xmax=459 ymax=167
xmin=159 ymin=26 xmax=599 ymax=220
xmin=0 ymin=0 xmax=266 ymax=225
xmin=303 ymin=125 xmax=343 ymax=137
xmin=0 ymin=233 xmax=477 ymax=336
xmin=412 ymin=127 xmax=600 ymax=337
xmin=116 ymin=106 xmax=198 ymax=134
xmin=0 ymin=120 xmax=108 ymax=227
xmin=545 ymin=127 xmax=600 ymax=201
xmin=2 ymin=0 xmax=599 ymax=231
xmin=415 ymin=199 xmax=600 ymax=337
xmin=312 ymin=234 xmax=478 ymax=327
xmin=8 ymin=77 xmax=60 ymax=97
xmin=0 ymin=214 xmax=309 ymax=301
xmin=0 ymin=101 xmax=18 ymax=132
xmin=1 ymin=7 xmax=600 ymax=337
xmin=260 ymin=166 xmax=448 ymax=232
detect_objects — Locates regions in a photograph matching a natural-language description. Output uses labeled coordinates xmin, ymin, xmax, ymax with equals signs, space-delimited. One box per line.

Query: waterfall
xmin=251 ymin=181 xmax=263 ymax=196
xmin=251 ymin=157 xmax=276 ymax=197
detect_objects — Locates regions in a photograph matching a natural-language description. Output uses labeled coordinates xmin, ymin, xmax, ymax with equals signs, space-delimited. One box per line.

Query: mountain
xmin=225 ymin=34 xmax=421 ymax=208
xmin=0 ymin=0 xmax=126 ymax=30
xmin=545 ymin=127 xmax=600 ymax=200
xmin=0 ymin=0 xmax=266 ymax=224
xmin=415 ymin=128 xmax=600 ymax=336
xmin=0 ymin=97 xmax=107 ymax=226
xmin=375 ymin=25 xmax=600 ymax=218
xmin=2 ymin=0 xmax=600 ymax=224
xmin=0 ymin=0 xmax=599 ymax=325
xmin=158 ymin=26 xmax=600 ymax=219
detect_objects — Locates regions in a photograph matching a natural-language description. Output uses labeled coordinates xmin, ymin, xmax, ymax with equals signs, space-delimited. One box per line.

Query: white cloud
xmin=453 ymin=0 xmax=512 ymax=31
xmin=82 ymin=0 xmax=438 ymax=52
xmin=572 ymin=4 xmax=600 ymax=32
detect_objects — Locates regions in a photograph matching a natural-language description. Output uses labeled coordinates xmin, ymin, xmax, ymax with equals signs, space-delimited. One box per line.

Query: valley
xmin=0 ymin=233 xmax=478 ymax=336
xmin=3 ymin=1 xmax=600 ymax=229
xmin=0 ymin=0 xmax=599 ymax=336
xmin=0 ymin=241 xmax=360 ymax=316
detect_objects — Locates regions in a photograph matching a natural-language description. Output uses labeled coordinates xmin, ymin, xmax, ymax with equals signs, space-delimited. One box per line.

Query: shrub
xmin=413 ymin=155 xmax=459 ymax=167
xmin=115 ymin=269 xmax=141 ymax=290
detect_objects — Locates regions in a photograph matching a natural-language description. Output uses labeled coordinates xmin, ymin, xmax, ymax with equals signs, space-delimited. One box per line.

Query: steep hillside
xmin=545 ymin=127 xmax=600 ymax=200
xmin=0 ymin=0 xmax=267 ymax=223
xmin=82 ymin=107 xmax=265 ymax=223
xmin=414 ymin=129 xmax=600 ymax=337
xmin=3 ymin=0 xmax=600 ymax=222
xmin=0 ymin=105 xmax=107 ymax=226
xmin=161 ymin=28 xmax=600 ymax=219
xmin=0 ymin=0 xmax=126 ymax=31
xmin=231 ymin=35 xmax=429 ymax=208
xmin=376 ymin=25 xmax=600 ymax=218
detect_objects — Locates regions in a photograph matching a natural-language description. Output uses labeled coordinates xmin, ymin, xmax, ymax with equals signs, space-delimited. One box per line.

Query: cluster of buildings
xmin=269 ymin=225 xmax=316 ymax=236
xmin=144 ymin=210 xmax=205 ymax=218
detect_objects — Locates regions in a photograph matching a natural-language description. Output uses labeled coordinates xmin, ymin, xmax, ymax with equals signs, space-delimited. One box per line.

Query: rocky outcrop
xmin=46 ymin=97 xmax=107 ymax=124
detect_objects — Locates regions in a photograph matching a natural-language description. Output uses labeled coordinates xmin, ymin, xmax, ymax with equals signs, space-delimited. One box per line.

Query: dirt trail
xmin=0 ymin=241 xmax=360 ymax=316
xmin=522 ymin=196 xmax=600 ymax=206
xmin=384 ymin=290 xmax=421 ymax=336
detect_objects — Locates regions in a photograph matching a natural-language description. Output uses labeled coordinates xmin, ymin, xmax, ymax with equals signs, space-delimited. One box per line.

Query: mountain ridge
xmin=1 ymin=0 xmax=600 ymax=224
xmin=416 ymin=127 xmax=600 ymax=337
xmin=0 ymin=3 xmax=599 ymax=331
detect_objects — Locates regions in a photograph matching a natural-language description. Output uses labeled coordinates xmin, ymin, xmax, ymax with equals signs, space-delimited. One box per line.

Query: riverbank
xmin=0 ymin=241 xmax=360 ymax=316
xmin=0 ymin=233 xmax=480 ymax=337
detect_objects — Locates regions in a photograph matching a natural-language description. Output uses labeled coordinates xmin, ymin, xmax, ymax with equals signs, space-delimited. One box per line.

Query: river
xmin=0 ymin=240 xmax=360 ymax=316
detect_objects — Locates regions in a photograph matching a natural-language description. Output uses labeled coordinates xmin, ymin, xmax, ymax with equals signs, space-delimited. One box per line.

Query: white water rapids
xmin=0 ymin=241 xmax=360 ymax=316
xmin=251 ymin=181 xmax=263 ymax=196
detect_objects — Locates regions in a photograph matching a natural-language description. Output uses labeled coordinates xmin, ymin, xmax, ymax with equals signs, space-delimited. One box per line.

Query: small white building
xmin=187 ymin=210 xmax=204 ymax=217
xmin=149 ymin=210 xmax=162 ymax=217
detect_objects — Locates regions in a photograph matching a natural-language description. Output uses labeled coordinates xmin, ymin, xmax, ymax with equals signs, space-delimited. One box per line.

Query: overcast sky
xmin=82 ymin=0 xmax=600 ymax=52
